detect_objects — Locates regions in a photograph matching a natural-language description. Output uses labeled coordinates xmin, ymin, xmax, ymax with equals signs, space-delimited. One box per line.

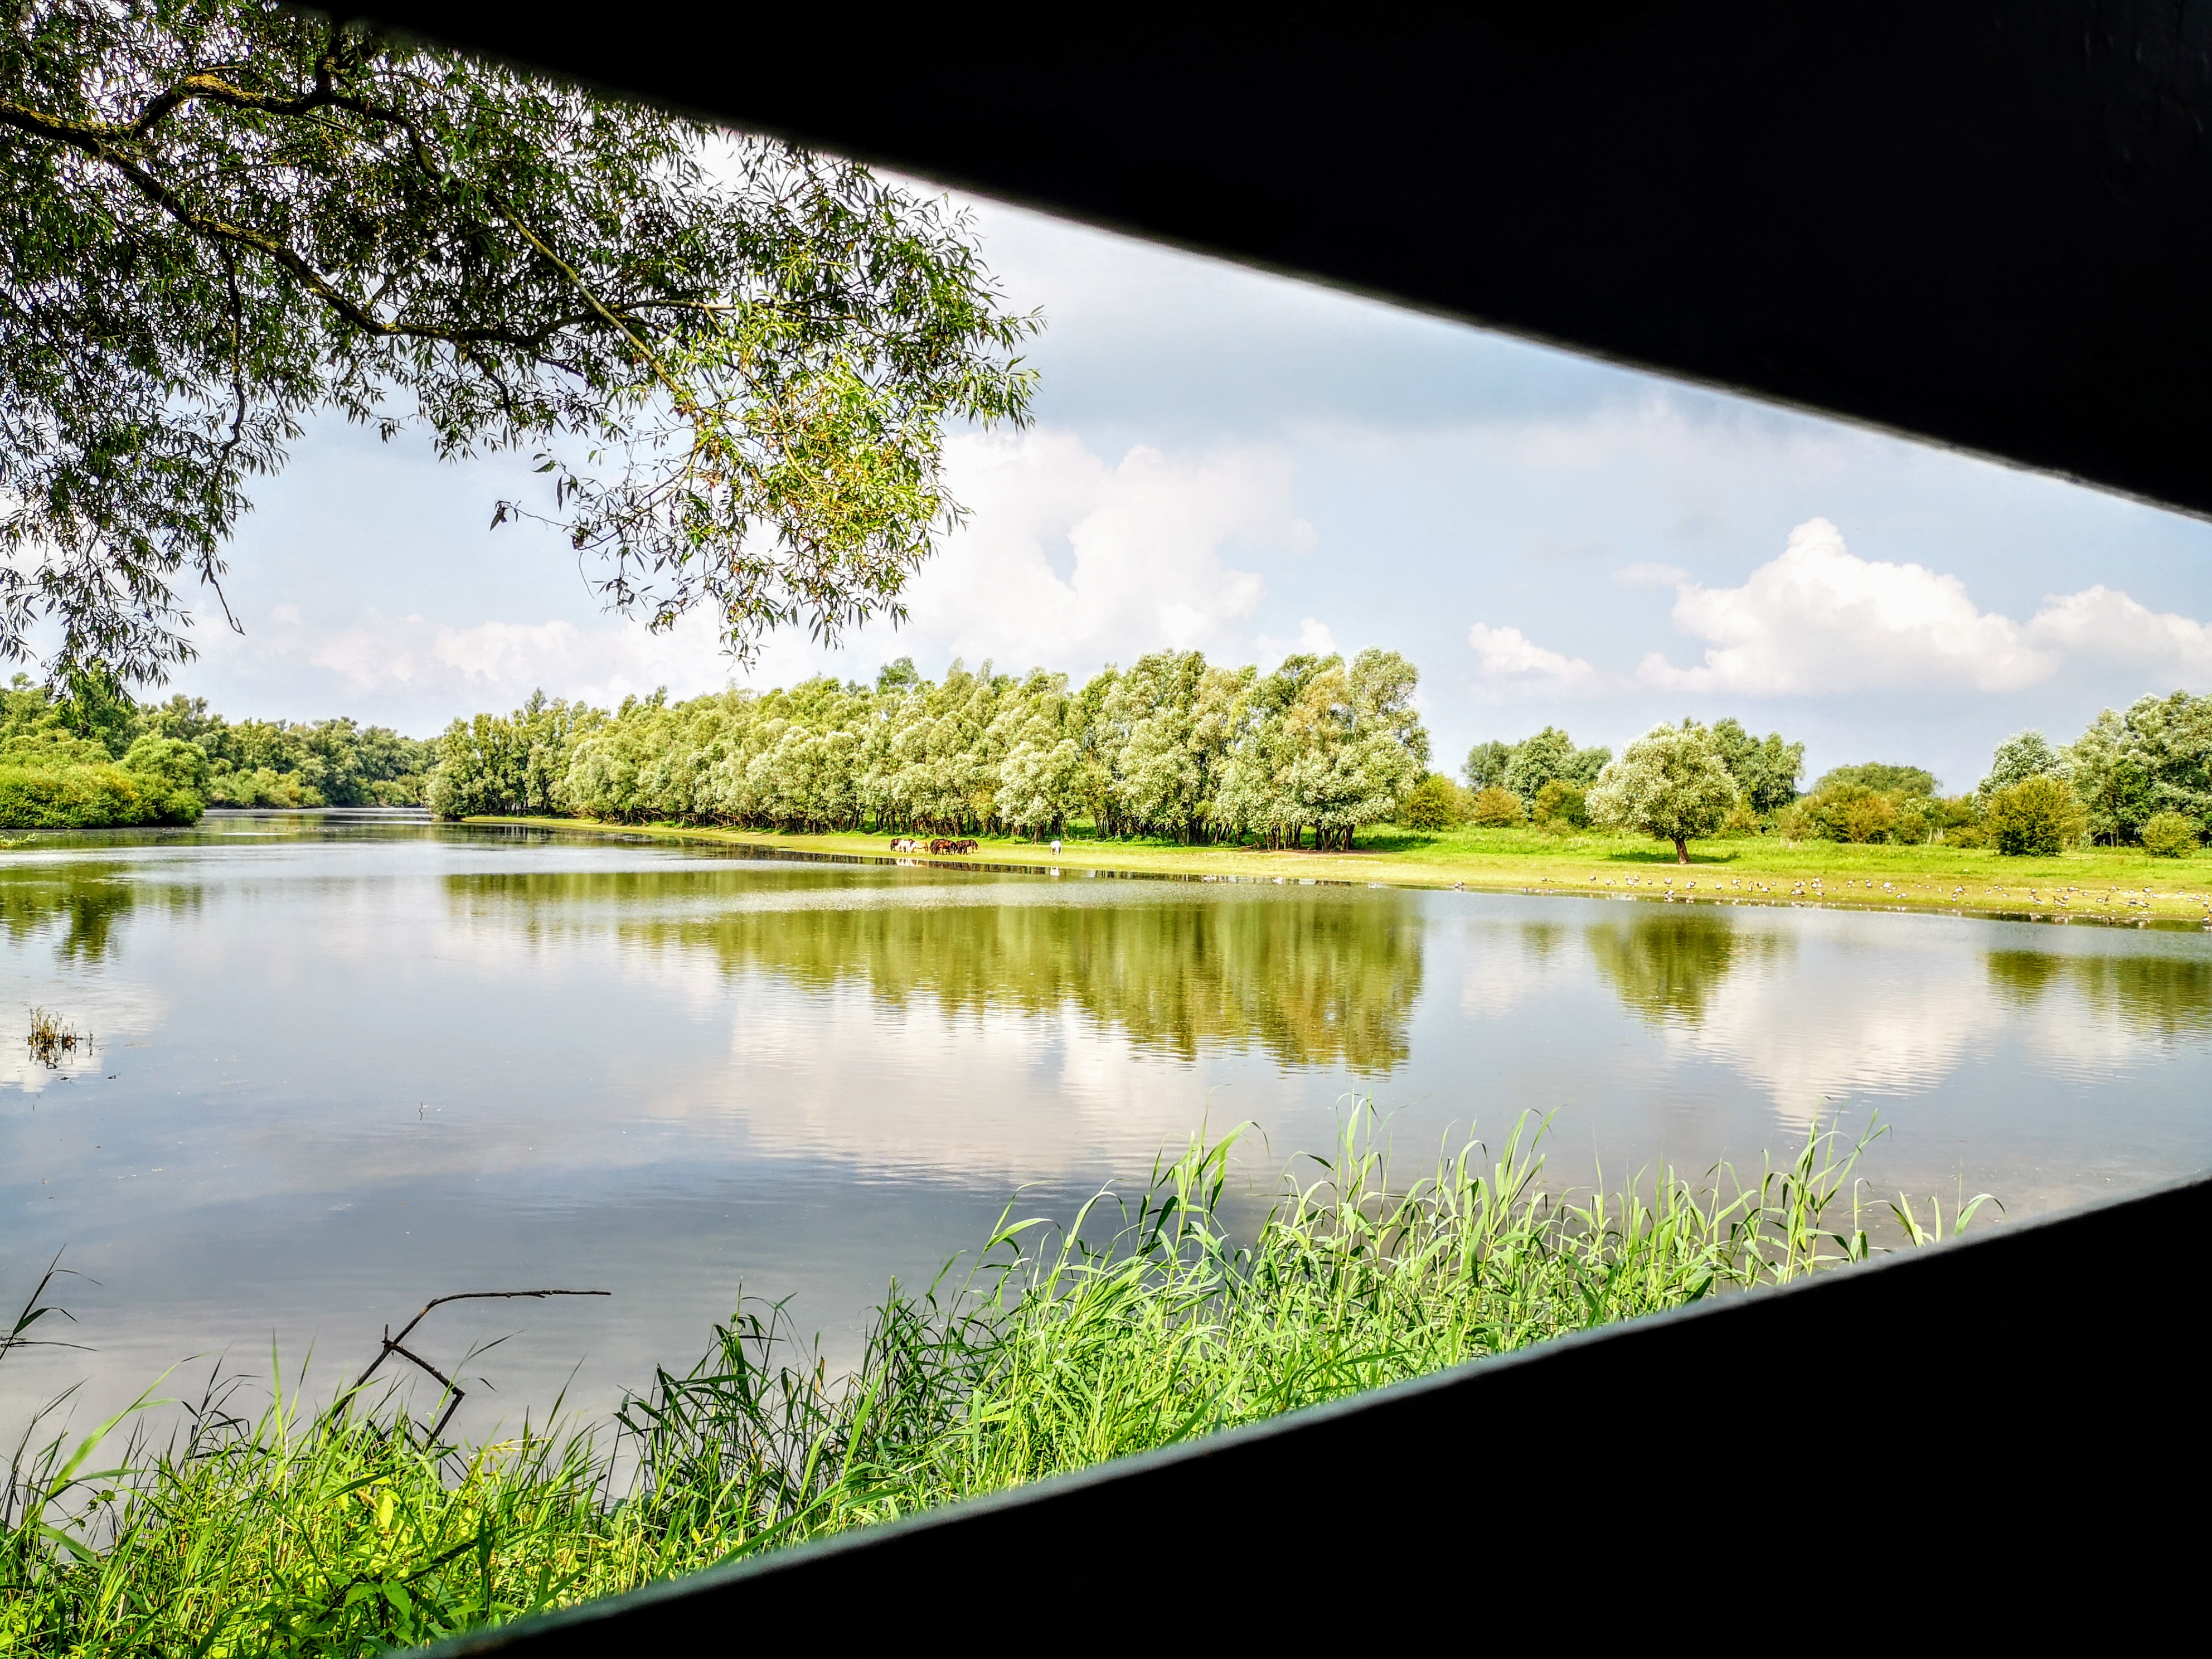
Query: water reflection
xmin=2 ymin=829 xmax=2208 ymax=1448
xmin=0 ymin=862 xmax=198 ymax=963
xmin=1988 ymin=949 xmax=2212 ymax=1041
xmin=1583 ymin=910 xmax=1794 ymax=1028
xmin=445 ymin=870 xmax=1425 ymax=1071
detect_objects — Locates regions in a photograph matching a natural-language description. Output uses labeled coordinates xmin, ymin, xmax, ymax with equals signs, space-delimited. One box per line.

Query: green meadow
xmin=484 ymin=815 xmax=2212 ymax=926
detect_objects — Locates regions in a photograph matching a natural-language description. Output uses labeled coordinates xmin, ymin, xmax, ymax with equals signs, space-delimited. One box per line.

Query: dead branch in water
xmin=348 ymin=1288 xmax=610 ymax=1441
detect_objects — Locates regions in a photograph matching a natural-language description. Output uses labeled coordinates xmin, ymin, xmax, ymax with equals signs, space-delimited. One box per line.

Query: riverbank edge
xmin=464 ymin=815 xmax=2212 ymax=929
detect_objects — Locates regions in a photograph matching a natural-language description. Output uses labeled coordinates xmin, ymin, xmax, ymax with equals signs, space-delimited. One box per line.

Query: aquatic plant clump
xmin=23 ymin=1007 xmax=88 ymax=1069
xmin=1 ymin=1118 xmax=1978 ymax=1653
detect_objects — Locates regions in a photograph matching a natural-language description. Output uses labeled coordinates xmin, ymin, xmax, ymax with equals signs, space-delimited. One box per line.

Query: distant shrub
xmin=1532 ymin=779 xmax=1588 ymax=830
xmin=1401 ymin=773 xmax=1463 ymax=832
xmin=1889 ymin=795 xmax=1942 ymax=845
xmin=0 ymin=761 xmax=154 ymax=828
xmin=1944 ymin=823 xmax=1990 ymax=849
xmin=1468 ymin=785 xmax=1526 ymax=828
xmin=1718 ymin=798 xmax=1762 ymax=837
xmin=1811 ymin=761 xmax=1941 ymax=798
xmin=1986 ymin=775 xmax=2088 ymax=856
xmin=2141 ymin=811 xmax=2200 ymax=858
xmin=122 ymin=735 xmax=208 ymax=823
xmin=1803 ymin=781 xmax=1898 ymax=843
xmin=122 ymin=734 xmax=206 ymax=792
xmin=207 ymin=765 xmax=322 ymax=808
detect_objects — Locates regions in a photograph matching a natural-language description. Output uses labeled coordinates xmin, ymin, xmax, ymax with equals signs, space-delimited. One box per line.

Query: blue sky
xmin=168 ymin=175 xmax=2212 ymax=794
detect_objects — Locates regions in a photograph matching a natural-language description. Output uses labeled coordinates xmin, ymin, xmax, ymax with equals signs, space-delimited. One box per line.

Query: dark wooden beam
xmin=348 ymin=1 xmax=2212 ymax=520
xmin=425 ymin=1167 xmax=2209 ymax=1649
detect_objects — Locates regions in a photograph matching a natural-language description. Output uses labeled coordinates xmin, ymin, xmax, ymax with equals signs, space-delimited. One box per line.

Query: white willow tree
xmin=446 ymin=646 xmax=1429 ymax=843
xmin=1 ymin=1 xmax=1038 ymax=686
xmin=1587 ymin=722 xmax=1738 ymax=864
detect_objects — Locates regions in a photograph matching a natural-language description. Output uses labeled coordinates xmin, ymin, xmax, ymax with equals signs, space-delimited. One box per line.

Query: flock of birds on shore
xmin=1520 ymin=870 xmax=2208 ymax=918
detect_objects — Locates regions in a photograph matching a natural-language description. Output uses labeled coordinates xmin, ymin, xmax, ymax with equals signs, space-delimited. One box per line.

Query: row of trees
xmin=425 ymin=649 xmax=1433 ymax=848
xmin=1438 ymin=720 xmax=1806 ymax=841
xmin=1982 ymin=692 xmax=2211 ymax=845
xmin=1768 ymin=693 xmax=2210 ymax=855
xmin=135 ymin=696 xmax=435 ymax=808
xmin=1464 ymin=720 xmax=1807 ymax=816
xmin=1446 ymin=692 xmax=2208 ymax=860
xmin=0 ymin=676 xmax=433 ymax=827
xmin=1573 ymin=724 xmax=1979 ymax=863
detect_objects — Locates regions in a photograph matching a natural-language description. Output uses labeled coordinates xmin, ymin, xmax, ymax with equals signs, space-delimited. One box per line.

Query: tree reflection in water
xmin=0 ymin=863 xmax=196 ymax=964
xmin=1986 ymin=948 xmax=2212 ymax=1040
xmin=449 ymin=869 xmax=1425 ymax=1073
xmin=1582 ymin=910 xmax=1792 ymax=1028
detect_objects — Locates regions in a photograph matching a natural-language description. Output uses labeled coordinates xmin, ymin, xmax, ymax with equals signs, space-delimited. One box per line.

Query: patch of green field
xmin=480 ymin=816 xmax=2212 ymax=925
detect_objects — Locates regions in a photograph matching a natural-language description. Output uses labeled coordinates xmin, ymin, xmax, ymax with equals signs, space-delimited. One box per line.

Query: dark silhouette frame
xmin=337 ymin=4 xmax=2211 ymax=1640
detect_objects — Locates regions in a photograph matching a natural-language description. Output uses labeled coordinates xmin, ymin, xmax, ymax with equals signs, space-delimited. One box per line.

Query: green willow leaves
xmin=0 ymin=0 xmax=1037 ymax=681
xmin=426 ymin=647 xmax=1433 ymax=851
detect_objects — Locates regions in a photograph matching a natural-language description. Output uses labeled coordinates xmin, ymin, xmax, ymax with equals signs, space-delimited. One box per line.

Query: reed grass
xmin=22 ymin=1008 xmax=87 ymax=1070
xmin=2 ymin=1114 xmax=1978 ymax=1655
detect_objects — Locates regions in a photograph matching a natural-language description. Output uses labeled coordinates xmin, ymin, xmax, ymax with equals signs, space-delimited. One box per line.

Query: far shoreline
xmin=460 ymin=814 xmax=2212 ymax=931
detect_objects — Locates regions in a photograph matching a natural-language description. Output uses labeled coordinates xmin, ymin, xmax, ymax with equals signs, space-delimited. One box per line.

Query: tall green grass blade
xmin=1 ymin=1112 xmax=1984 ymax=1653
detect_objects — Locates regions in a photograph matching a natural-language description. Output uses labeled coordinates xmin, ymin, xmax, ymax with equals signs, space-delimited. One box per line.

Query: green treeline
xmin=425 ymin=649 xmax=1431 ymax=849
xmin=1453 ymin=690 xmax=2210 ymax=855
xmin=0 ymin=676 xmax=207 ymax=829
xmin=1452 ymin=718 xmax=1799 ymax=838
xmin=133 ymin=693 xmax=435 ymax=809
xmin=0 ymin=677 xmax=435 ymax=828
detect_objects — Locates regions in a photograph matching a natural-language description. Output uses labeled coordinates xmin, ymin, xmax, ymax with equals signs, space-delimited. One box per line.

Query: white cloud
xmin=2022 ymin=585 xmax=2212 ymax=676
xmin=1466 ymin=622 xmax=1612 ymax=698
xmin=232 ymin=605 xmax=738 ymax=714
xmin=185 ymin=428 xmax=1308 ymax=722
xmin=1461 ymin=518 xmax=2212 ymax=720
xmin=1638 ymin=518 xmax=2055 ymax=695
xmin=195 ymin=429 xmax=1309 ymax=721
xmin=1257 ymin=617 xmax=1338 ymax=663
xmin=883 ymin=429 xmax=1303 ymax=670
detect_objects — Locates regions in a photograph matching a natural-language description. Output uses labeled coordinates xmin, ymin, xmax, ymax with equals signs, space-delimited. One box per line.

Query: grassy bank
xmin=476 ymin=814 xmax=2212 ymax=925
xmin=2 ymin=1118 xmax=1959 ymax=1653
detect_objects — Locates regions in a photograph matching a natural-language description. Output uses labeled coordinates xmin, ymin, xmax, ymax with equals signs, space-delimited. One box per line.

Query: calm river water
xmin=4 ymin=817 xmax=2209 ymax=1435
